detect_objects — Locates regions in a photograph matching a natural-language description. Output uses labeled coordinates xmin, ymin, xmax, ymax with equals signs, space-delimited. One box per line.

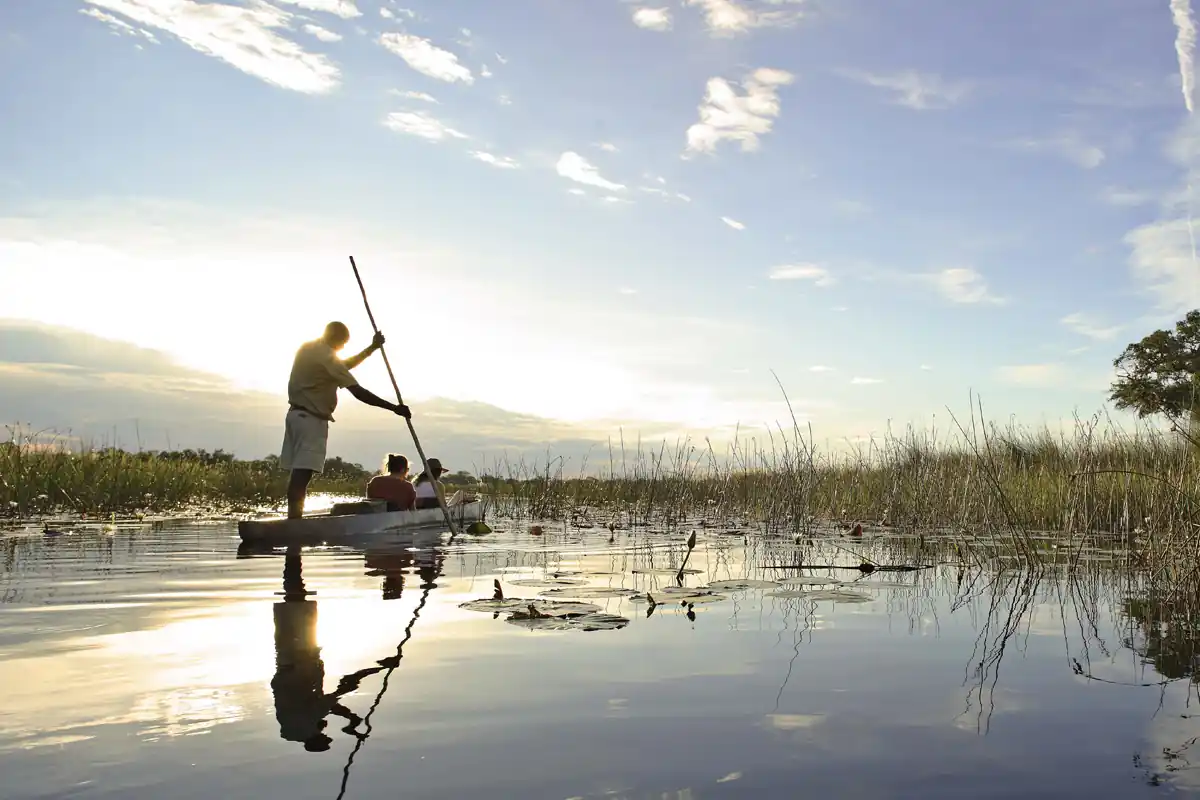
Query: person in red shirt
xmin=366 ymin=453 xmax=417 ymax=511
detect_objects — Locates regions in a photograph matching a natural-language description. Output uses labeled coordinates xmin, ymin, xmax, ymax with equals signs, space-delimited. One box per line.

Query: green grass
xmin=480 ymin=412 xmax=1199 ymax=554
xmin=0 ymin=429 xmax=371 ymax=516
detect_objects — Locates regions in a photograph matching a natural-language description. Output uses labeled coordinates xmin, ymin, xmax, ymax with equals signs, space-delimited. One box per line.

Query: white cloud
xmin=603 ymin=196 xmax=633 ymax=205
xmin=809 ymin=365 xmax=834 ymax=372
xmin=83 ymin=0 xmax=340 ymax=93
xmin=273 ymin=0 xmax=361 ymax=19
xmin=303 ymin=23 xmax=342 ymax=42
xmin=1011 ymin=133 xmax=1105 ymax=169
xmin=392 ymin=89 xmax=438 ymax=103
xmin=1061 ymin=312 xmax=1122 ymax=341
xmin=919 ymin=364 xmax=933 ymax=371
xmin=80 ymin=7 xmax=159 ymax=42
xmin=1123 ymin=218 xmax=1200 ymax=312
xmin=1172 ymin=0 xmax=1197 ymax=113
xmin=769 ymin=263 xmax=834 ymax=286
xmin=556 ymin=152 xmax=625 ymax=191
xmin=684 ymin=0 xmax=806 ymax=36
xmin=496 ymin=52 xmax=508 ymax=64
xmin=923 ymin=267 xmax=1005 ymax=305
xmin=481 ymin=64 xmax=493 ymax=78
xmin=841 ymin=69 xmax=970 ymax=110
xmin=567 ymin=188 xmax=587 ymax=196
xmin=598 ymin=142 xmax=619 ymax=153
xmin=382 ymin=111 xmax=468 ymax=141
xmin=851 ymin=376 xmax=883 ymax=385
xmin=470 ymin=151 xmax=519 ymax=169
xmin=379 ymin=33 xmax=473 ymax=84
xmin=633 ymin=7 xmax=672 ymax=30
xmin=721 ymin=216 xmax=746 ymax=230
xmin=996 ymin=363 xmax=1065 ymax=388
xmin=619 ymin=287 xmax=638 ymax=295
xmin=497 ymin=93 xmax=512 ymax=105
xmin=1100 ymin=186 xmax=1152 ymax=207
xmin=685 ymin=67 xmax=794 ymax=155
xmin=380 ymin=7 xmax=394 ymax=19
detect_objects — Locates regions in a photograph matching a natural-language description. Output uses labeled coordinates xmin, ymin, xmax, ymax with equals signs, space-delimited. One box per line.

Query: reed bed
xmin=0 ymin=429 xmax=368 ymax=516
xmin=482 ymin=413 xmax=1199 ymax=555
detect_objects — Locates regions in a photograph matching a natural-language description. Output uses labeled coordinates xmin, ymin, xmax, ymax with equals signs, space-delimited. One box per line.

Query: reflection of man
xmin=363 ymin=548 xmax=415 ymax=600
xmin=271 ymin=547 xmax=366 ymax=751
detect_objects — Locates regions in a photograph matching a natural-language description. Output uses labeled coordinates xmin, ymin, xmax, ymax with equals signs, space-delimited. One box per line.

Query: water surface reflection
xmin=0 ymin=520 xmax=1195 ymax=798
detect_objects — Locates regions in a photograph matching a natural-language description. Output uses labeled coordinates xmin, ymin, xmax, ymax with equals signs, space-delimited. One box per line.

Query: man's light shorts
xmin=280 ymin=408 xmax=329 ymax=473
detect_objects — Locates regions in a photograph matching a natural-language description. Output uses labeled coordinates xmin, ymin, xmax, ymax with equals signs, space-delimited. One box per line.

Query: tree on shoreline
xmin=1110 ymin=310 xmax=1200 ymax=444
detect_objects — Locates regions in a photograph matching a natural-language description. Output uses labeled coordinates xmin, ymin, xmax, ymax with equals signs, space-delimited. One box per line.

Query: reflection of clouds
xmin=125 ymin=687 xmax=245 ymax=740
xmin=716 ymin=770 xmax=743 ymax=782
xmin=1143 ymin=683 xmax=1200 ymax=789
xmin=765 ymin=713 xmax=825 ymax=730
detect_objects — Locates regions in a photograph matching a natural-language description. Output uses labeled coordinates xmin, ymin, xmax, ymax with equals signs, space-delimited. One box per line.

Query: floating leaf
xmin=507 ymin=578 xmax=588 ymax=587
xmin=776 ymin=577 xmax=842 ymax=586
xmin=702 ymin=579 xmax=780 ymax=591
xmin=459 ymin=598 xmax=530 ymax=613
xmin=540 ymin=587 xmax=644 ymax=599
xmin=631 ymin=568 xmax=703 ymax=576
xmin=507 ymin=612 xmax=629 ymax=632
xmin=767 ymin=589 xmax=872 ymax=603
xmin=459 ymin=598 xmax=601 ymax=616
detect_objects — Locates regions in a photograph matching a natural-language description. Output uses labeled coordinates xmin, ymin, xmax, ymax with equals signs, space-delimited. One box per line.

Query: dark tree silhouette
xmin=1110 ymin=310 xmax=1200 ymax=442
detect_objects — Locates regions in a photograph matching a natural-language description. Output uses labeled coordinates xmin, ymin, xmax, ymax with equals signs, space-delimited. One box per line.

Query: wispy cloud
xmin=996 ymin=363 xmax=1065 ymax=388
xmin=598 ymin=142 xmax=619 ymax=153
xmin=470 ymin=151 xmax=519 ymax=169
xmin=1100 ymin=186 xmax=1152 ymax=207
xmin=721 ymin=216 xmax=746 ymax=230
xmin=922 ymin=267 xmax=1005 ymax=305
xmin=481 ymin=64 xmax=494 ymax=78
xmin=685 ymin=67 xmax=794 ymax=155
xmin=273 ymin=0 xmax=361 ymax=19
xmin=619 ymin=287 xmax=638 ymax=295
xmin=833 ymin=199 xmax=871 ymax=217
xmin=83 ymin=0 xmax=340 ymax=94
xmin=1172 ymin=0 xmax=1197 ymax=113
xmin=851 ymin=376 xmax=884 ymax=385
xmin=840 ymin=69 xmax=970 ymax=110
xmin=303 ymin=23 xmax=342 ymax=42
xmin=392 ymin=89 xmax=438 ymax=103
xmin=80 ymin=7 xmax=159 ymax=42
xmin=633 ymin=7 xmax=673 ymax=30
xmin=382 ymin=111 xmax=468 ymax=141
xmin=1010 ymin=133 xmax=1105 ymax=169
xmin=379 ymin=33 xmax=473 ymax=84
xmin=1124 ymin=218 xmax=1200 ymax=312
xmin=769 ymin=264 xmax=835 ymax=286
xmin=556 ymin=152 xmax=625 ymax=191
xmin=919 ymin=364 xmax=934 ymax=371
xmin=1061 ymin=312 xmax=1122 ymax=341
xmin=684 ymin=0 xmax=807 ymax=36
xmin=809 ymin=365 xmax=835 ymax=372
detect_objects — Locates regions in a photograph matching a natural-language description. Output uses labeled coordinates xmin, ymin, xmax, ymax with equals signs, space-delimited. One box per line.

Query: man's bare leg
xmin=288 ymin=469 xmax=315 ymax=519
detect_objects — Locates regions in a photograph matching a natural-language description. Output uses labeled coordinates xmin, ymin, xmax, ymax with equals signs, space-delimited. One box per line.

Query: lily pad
xmin=506 ymin=577 xmax=589 ymax=587
xmin=540 ymin=587 xmax=644 ymax=599
xmin=631 ymin=568 xmax=703 ymax=576
xmin=777 ymin=576 xmax=842 ymax=586
xmin=507 ymin=613 xmax=630 ymax=632
xmin=767 ymin=589 xmax=872 ymax=603
xmin=702 ymin=579 xmax=780 ymax=591
xmin=459 ymin=598 xmax=602 ymax=616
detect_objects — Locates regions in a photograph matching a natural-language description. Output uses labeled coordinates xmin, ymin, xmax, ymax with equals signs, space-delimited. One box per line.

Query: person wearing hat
xmin=412 ymin=457 xmax=462 ymax=510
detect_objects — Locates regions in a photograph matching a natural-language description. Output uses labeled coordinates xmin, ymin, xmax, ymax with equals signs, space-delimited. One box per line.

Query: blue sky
xmin=1 ymin=0 xmax=1198 ymax=465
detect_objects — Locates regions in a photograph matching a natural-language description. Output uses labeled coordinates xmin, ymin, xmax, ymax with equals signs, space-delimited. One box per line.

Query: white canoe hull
xmin=238 ymin=500 xmax=483 ymax=547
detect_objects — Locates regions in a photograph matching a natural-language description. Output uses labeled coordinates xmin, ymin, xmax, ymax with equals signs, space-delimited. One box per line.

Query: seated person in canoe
xmin=366 ymin=453 xmax=417 ymax=512
xmin=412 ymin=457 xmax=465 ymax=510
xmin=281 ymin=321 xmax=411 ymax=519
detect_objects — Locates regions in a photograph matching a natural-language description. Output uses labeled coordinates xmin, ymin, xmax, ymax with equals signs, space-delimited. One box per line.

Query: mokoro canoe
xmin=238 ymin=499 xmax=483 ymax=547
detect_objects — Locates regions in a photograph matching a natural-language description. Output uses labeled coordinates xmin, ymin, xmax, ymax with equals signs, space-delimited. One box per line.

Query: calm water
xmin=1 ymin=515 xmax=1197 ymax=799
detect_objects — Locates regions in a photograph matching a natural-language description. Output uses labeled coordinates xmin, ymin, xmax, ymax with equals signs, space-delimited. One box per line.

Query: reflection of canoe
xmin=238 ymin=500 xmax=483 ymax=546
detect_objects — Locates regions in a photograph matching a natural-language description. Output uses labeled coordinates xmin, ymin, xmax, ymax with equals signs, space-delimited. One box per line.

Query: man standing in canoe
xmin=282 ymin=321 xmax=411 ymax=519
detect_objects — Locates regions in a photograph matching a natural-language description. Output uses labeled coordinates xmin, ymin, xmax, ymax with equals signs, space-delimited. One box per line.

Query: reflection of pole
xmin=335 ymin=550 xmax=444 ymax=800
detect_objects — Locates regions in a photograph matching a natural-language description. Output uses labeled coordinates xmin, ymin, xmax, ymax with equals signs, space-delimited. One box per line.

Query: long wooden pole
xmin=348 ymin=255 xmax=459 ymax=538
